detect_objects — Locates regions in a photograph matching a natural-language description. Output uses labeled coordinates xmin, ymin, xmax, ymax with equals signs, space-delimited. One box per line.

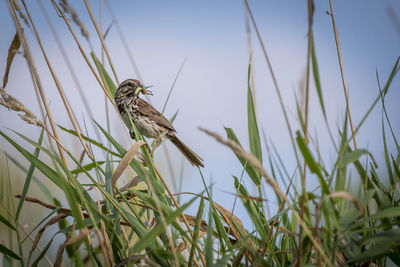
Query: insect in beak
xmin=142 ymin=85 xmax=153 ymax=95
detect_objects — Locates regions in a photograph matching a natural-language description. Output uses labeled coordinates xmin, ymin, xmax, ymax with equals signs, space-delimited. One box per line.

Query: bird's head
xmin=117 ymin=79 xmax=153 ymax=98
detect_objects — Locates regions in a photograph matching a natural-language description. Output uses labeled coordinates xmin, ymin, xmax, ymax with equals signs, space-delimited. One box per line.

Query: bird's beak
xmin=134 ymin=86 xmax=143 ymax=96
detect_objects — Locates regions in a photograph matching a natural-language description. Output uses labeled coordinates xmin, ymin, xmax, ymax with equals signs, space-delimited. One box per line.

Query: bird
xmin=114 ymin=79 xmax=204 ymax=167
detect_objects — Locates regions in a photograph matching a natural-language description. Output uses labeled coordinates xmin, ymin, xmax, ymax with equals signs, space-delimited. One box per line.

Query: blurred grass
xmin=1 ymin=0 xmax=400 ymax=266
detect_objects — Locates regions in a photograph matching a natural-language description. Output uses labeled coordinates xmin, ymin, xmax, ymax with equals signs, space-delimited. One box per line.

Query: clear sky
xmin=1 ymin=0 xmax=400 ymax=226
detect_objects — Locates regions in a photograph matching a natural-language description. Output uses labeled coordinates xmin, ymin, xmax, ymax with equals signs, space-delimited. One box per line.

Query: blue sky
xmin=1 ymin=0 xmax=400 ymax=227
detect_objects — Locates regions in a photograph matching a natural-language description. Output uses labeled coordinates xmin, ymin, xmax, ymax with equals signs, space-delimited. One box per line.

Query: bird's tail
xmin=167 ymin=133 xmax=204 ymax=167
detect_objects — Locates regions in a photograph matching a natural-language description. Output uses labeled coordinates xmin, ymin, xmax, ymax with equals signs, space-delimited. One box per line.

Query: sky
xmin=1 ymin=0 xmax=400 ymax=239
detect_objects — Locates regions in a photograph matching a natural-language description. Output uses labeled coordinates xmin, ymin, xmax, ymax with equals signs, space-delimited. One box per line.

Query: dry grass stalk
xmin=54 ymin=237 xmax=68 ymax=267
xmin=54 ymin=223 xmax=76 ymax=267
xmin=326 ymin=191 xmax=364 ymax=216
xmin=119 ymin=176 xmax=142 ymax=192
xmin=14 ymin=194 xmax=136 ymax=227
xmin=11 ymin=0 xmax=29 ymax=26
xmin=0 ymin=87 xmax=44 ymax=127
xmin=3 ymin=32 xmax=21 ymax=88
xmin=95 ymin=188 xmax=114 ymax=264
xmin=111 ymin=140 xmax=145 ymax=187
xmin=328 ymin=0 xmax=358 ymax=150
xmin=213 ymin=201 xmax=255 ymax=261
xmin=27 ymin=213 xmax=69 ymax=266
xmin=15 ymin=195 xmax=76 ymax=216
xmin=58 ymin=0 xmax=89 ymax=41
xmin=66 ymin=228 xmax=92 ymax=245
xmin=94 ymin=229 xmax=112 ymax=267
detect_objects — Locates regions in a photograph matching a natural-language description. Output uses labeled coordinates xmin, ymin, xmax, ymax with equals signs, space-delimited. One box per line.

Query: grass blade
xmin=16 ymin=128 xmax=44 ymax=220
xmin=0 ymin=244 xmax=21 ymax=261
xmin=247 ymin=61 xmax=262 ymax=163
xmin=296 ymin=131 xmax=329 ymax=194
xmin=2 ymin=32 xmax=21 ymax=88
xmin=205 ymin=196 xmax=214 ymax=266
xmin=0 ymin=214 xmax=16 ymax=231
xmin=58 ymin=125 xmax=121 ymax=158
xmin=310 ymin=32 xmax=326 ymax=118
xmin=225 ymin=127 xmax=261 ymax=185
xmin=188 ymin=196 xmax=205 ymax=266
xmin=342 ymin=149 xmax=369 ymax=165
xmin=91 ymin=51 xmax=117 ymax=96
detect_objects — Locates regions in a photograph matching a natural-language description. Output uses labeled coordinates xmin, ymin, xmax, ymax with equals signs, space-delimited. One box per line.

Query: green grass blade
xmin=296 ymin=131 xmax=329 ymax=194
xmin=342 ymin=149 xmax=369 ymax=165
xmin=170 ymin=109 xmax=179 ymax=124
xmin=295 ymin=93 xmax=306 ymax=134
xmin=58 ymin=125 xmax=121 ymax=158
xmin=347 ymin=57 xmax=399 ymax=146
xmin=70 ymin=161 xmax=106 ymax=174
xmin=347 ymin=230 xmax=400 ymax=263
xmin=0 ymin=244 xmax=21 ymax=261
xmin=233 ymin=177 xmax=268 ymax=241
xmin=16 ymin=128 xmax=44 ymax=220
xmin=211 ymin=208 xmax=229 ymax=254
xmin=247 ymin=62 xmax=262 ymax=163
xmin=0 ymin=214 xmax=16 ymax=231
xmin=382 ymin=118 xmax=394 ymax=185
xmin=94 ymin=121 xmax=127 ymax=155
xmin=205 ymin=196 xmax=214 ymax=266
xmin=225 ymin=127 xmax=261 ymax=185
xmin=310 ymin=31 xmax=326 ymax=118
xmin=91 ymin=51 xmax=117 ymax=96
xmin=335 ymin=114 xmax=349 ymax=191
xmin=188 ymin=196 xmax=205 ymax=266
xmin=382 ymin=56 xmax=400 ymax=96
xmin=31 ymin=235 xmax=55 ymax=267
xmin=348 ymin=207 xmax=400 ymax=231
xmin=161 ymin=58 xmax=186 ymax=114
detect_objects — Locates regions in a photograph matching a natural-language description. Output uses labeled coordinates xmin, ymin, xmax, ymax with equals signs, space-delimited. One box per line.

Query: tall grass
xmin=1 ymin=0 xmax=400 ymax=266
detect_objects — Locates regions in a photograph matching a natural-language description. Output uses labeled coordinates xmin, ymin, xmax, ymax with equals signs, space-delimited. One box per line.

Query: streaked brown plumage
xmin=115 ymin=79 xmax=204 ymax=167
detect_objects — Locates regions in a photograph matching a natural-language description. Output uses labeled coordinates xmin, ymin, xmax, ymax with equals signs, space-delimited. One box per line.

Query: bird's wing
xmin=136 ymin=98 xmax=176 ymax=132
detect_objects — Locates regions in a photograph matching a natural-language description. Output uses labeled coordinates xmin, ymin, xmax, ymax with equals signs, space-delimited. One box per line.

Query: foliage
xmin=0 ymin=1 xmax=399 ymax=266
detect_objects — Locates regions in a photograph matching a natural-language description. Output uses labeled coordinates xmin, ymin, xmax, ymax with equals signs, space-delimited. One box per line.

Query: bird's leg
xmin=151 ymin=137 xmax=162 ymax=156
xmin=129 ymin=131 xmax=136 ymax=140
